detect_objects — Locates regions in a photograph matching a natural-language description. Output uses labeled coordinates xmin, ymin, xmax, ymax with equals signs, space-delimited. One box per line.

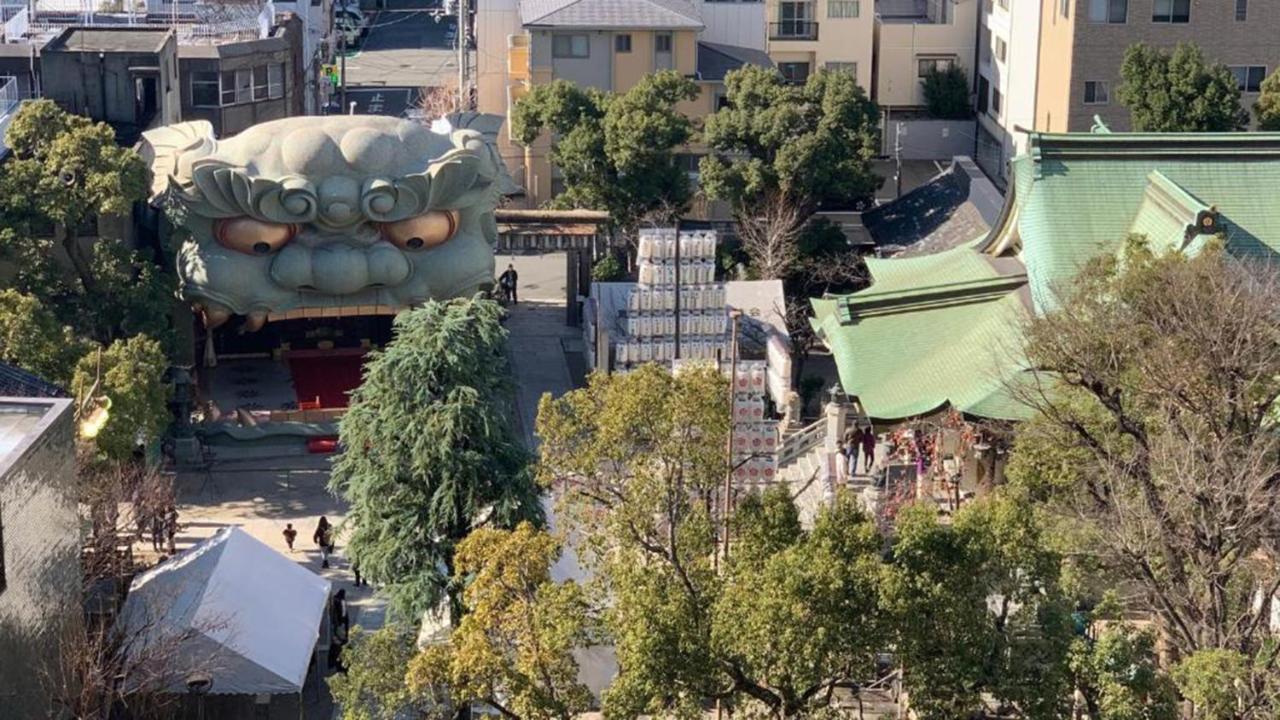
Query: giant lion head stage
xmin=141 ymin=114 xmax=515 ymax=331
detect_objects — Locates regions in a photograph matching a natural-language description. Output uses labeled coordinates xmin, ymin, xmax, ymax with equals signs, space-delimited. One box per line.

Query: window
xmin=1088 ymin=0 xmax=1126 ymax=22
xmin=191 ymin=71 xmax=219 ymax=107
xmin=827 ymin=0 xmax=859 ymax=18
xmin=1235 ymin=0 xmax=1247 ymax=21
xmin=996 ymin=0 xmax=1008 ymax=9
xmin=235 ymin=69 xmax=253 ymax=104
xmin=268 ymin=63 xmax=284 ymax=99
xmin=917 ymin=56 xmax=954 ymax=77
xmin=976 ymin=75 xmax=989 ymax=113
xmin=1229 ymin=65 xmax=1266 ymax=92
xmin=1060 ymin=0 xmax=1069 ymax=18
xmin=991 ymin=87 xmax=1002 ymax=116
xmin=993 ymin=37 xmax=1007 ymax=62
xmin=676 ymin=153 xmax=703 ymax=176
xmin=826 ymin=61 xmax=858 ymax=76
xmin=654 ymin=32 xmax=672 ymax=53
xmin=552 ymin=34 xmax=589 ymax=58
xmin=615 ymin=34 xmax=631 ymax=52
xmin=220 ymin=70 xmax=237 ymax=105
xmin=778 ymin=61 xmax=810 ymax=83
xmin=253 ymin=66 xmax=269 ymax=101
xmin=1084 ymin=80 xmax=1109 ymax=104
xmin=714 ymin=91 xmax=730 ymax=110
xmin=1151 ymin=0 xmax=1189 ymax=22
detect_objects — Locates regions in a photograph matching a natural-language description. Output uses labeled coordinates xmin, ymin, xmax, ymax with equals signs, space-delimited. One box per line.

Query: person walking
xmin=164 ymin=506 xmax=179 ymax=555
xmin=499 ymin=263 xmax=519 ymax=305
xmin=328 ymin=588 xmax=350 ymax=670
xmin=150 ymin=513 xmax=164 ymax=553
xmin=282 ymin=523 xmax=298 ymax=552
xmin=860 ymin=427 xmax=877 ymax=474
xmin=352 ymin=563 xmax=365 ymax=588
xmin=314 ymin=517 xmax=334 ymax=568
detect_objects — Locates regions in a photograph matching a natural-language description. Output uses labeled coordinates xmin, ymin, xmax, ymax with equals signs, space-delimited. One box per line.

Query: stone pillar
xmin=824 ymin=397 xmax=847 ymax=454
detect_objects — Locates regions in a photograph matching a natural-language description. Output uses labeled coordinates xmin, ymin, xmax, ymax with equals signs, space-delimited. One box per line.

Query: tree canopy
xmin=511 ymin=71 xmax=699 ymax=232
xmin=1116 ymin=43 xmax=1248 ymax=132
xmin=329 ymin=297 xmax=543 ymax=618
xmin=71 ymin=335 xmax=170 ymax=461
xmin=406 ymin=522 xmax=594 ymax=720
xmin=0 ymin=99 xmax=173 ymax=346
xmin=0 ymin=289 xmax=89 ymax=388
xmin=1254 ymin=67 xmax=1280 ymax=131
xmin=921 ymin=65 xmax=972 ymax=120
xmin=1007 ymin=238 xmax=1280 ymax=717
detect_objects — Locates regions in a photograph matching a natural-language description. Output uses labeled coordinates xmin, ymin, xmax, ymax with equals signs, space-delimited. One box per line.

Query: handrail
xmin=778 ymin=417 xmax=825 ymax=466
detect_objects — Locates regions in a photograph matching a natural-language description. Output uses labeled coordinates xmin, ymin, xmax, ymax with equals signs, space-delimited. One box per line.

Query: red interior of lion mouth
xmin=286 ymin=348 xmax=366 ymax=409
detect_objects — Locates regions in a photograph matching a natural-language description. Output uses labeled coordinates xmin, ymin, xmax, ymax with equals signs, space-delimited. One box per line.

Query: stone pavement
xmin=163 ymin=251 xmax=586 ymax=715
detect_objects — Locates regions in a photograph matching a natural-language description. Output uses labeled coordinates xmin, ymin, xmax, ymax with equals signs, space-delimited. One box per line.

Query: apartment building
xmin=763 ymin=0 xmax=874 ymax=90
xmin=0 ymin=1 xmax=310 ymax=141
xmin=975 ymin=0 xmax=1040 ymax=186
xmin=1035 ymin=0 xmax=1280 ymax=133
xmin=479 ymin=0 xmax=772 ymax=208
xmin=874 ymin=0 xmax=978 ymax=110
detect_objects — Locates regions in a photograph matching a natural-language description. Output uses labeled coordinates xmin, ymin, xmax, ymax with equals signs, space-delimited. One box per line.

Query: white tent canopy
xmin=119 ymin=526 xmax=331 ymax=695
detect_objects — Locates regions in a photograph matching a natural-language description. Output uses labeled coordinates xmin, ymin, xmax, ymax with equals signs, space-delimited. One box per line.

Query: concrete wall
xmin=977 ymin=0 xmax=1041 ymax=186
xmin=694 ymin=0 xmax=767 ymax=51
xmin=41 ymin=32 xmax=180 ymax=131
xmin=178 ymin=22 xmax=303 ymax=138
xmin=881 ymin=117 xmax=975 ymax=159
xmin=875 ymin=0 xmax=979 ymax=108
xmin=0 ymin=399 xmax=78 ymax=719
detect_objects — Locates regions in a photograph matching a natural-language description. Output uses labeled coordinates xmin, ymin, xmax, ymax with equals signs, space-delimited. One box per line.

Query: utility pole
xmin=673 ymin=222 xmax=681 ymax=360
xmin=714 ymin=308 xmax=741 ymax=720
xmin=457 ymin=0 xmax=468 ymax=110
xmin=339 ymin=30 xmax=347 ymax=113
xmin=894 ymin=121 xmax=903 ymax=199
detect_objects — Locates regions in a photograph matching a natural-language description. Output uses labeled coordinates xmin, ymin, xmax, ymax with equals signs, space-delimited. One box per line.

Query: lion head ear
xmin=139 ymin=121 xmax=217 ymax=201
xmin=445 ymin=111 xmax=521 ymax=196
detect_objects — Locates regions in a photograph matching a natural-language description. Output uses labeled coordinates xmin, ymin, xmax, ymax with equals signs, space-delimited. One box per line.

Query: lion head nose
xmin=270 ymin=242 xmax=411 ymax=295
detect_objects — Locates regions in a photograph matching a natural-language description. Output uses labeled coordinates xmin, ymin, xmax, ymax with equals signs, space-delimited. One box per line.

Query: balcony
xmin=507 ymin=33 xmax=529 ymax=82
xmin=0 ymin=75 xmax=24 ymax=158
xmin=768 ymin=20 xmax=818 ymax=41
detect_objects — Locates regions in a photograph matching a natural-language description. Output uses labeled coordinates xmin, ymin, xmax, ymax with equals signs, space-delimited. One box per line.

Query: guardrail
xmin=768 ymin=20 xmax=818 ymax=41
xmin=0 ymin=75 xmax=23 ymax=157
xmin=778 ymin=416 xmax=826 ymax=467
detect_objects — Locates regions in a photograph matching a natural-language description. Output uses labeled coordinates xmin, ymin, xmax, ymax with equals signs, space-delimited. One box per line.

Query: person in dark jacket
xmin=499 ymin=264 xmax=518 ymax=304
xmin=314 ymin=516 xmax=334 ymax=568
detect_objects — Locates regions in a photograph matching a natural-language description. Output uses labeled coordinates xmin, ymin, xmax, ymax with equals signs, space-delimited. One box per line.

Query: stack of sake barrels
xmin=730 ymin=360 xmax=779 ymax=489
xmin=613 ymin=228 xmax=730 ymax=369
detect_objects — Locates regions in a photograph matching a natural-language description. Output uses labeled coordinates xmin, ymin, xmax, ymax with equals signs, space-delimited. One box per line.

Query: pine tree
xmin=329 ymin=297 xmax=543 ymax=618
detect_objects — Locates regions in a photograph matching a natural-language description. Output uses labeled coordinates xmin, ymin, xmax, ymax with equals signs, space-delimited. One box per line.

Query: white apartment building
xmin=975 ymin=0 xmax=1039 ymax=187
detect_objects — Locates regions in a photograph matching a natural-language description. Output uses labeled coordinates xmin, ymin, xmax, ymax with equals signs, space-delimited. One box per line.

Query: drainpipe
xmin=98 ymin=52 xmax=108 ymax=121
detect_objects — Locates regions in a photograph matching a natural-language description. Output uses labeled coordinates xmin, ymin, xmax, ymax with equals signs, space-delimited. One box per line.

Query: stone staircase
xmin=775 ymin=398 xmax=885 ymax=526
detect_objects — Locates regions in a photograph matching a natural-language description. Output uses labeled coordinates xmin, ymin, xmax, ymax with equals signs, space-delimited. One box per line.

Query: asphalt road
xmin=342 ymin=9 xmax=461 ymax=88
xmin=341 ymin=86 xmax=421 ymax=117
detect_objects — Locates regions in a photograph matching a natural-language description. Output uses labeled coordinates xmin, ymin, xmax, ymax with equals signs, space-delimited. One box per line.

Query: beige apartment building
xmin=1035 ymin=0 xmax=1280 ymax=132
xmin=764 ymin=0 xmax=875 ymax=90
xmin=479 ymin=0 xmax=772 ymax=208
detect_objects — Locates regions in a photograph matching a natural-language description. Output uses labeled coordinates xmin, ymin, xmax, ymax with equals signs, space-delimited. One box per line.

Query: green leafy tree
xmin=405 ymin=522 xmax=594 ymax=720
xmin=1253 ymin=68 xmax=1280 ymax=130
xmin=1068 ymin=626 xmax=1178 ymax=720
xmin=591 ymin=253 xmax=625 ymax=282
xmin=71 ymin=335 xmax=170 ymax=460
xmin=1170 ymin=649 xmax=1250 ymax=720
xmin=1117 ymin=43 xmax=1248 ymax=131
xmin=330 ymin=626 xmax=434 ymax=720
xmin=1007 ymin=239 xmax=1280 ymax=715
xmin=0 ymin=289 xmax=89 ymax=387
xmin=0 ymin=100 xmax=173 ymax=345
xmin=701 ymin=66 xmax=880 ymax=280
xmin=884 ymin=492 xmax=1075 ymax=719
xmin=511 ymin=71 xmax=699 ymax=234
xmin=922 ymin=65 xmax=972 ymax=119
xmin=538 ymin=365 xmax=888 ymax=718
xmin=329 ymin=297 xmax=543 ymax=618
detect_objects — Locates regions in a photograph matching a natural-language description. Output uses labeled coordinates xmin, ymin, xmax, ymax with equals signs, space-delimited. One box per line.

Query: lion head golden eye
xmin=379 ymin=210 xmax=460 ymax=251
xmin=214 ymin=217 xmax=297 ymax=255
